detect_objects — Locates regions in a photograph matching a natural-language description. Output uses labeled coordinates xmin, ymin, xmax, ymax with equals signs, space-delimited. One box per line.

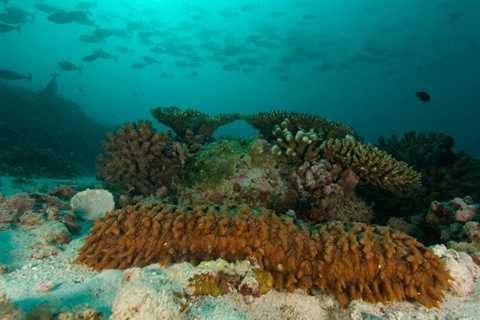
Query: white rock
xmin=70 ymin=189 xmax=114 ymax=221
xmin=432 ymin=244 xmax=480 ymax=297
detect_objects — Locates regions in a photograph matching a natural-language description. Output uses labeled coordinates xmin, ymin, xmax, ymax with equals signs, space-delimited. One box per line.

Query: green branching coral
xmin=271 ymin=118 xmax=323 ymax=163
xmin=243 ymin=111 xmax=356 ymax=141
xmin=151 ymin=106 xmax=241 ymax=151
xmin=320 ymin=136 xmax=422 ymax=193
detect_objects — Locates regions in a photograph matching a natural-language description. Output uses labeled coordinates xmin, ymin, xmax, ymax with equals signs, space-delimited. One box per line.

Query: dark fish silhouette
xmin=416 ymin=91 xmax=431 ymax=103
xmin=48 ymin=10 xmax=93 ymax=25
xmin=116 ymin=46 xmax=133 ymax=54
xmin=82 ymin=49 xmax=118 ymax=62
xmin=58 ymin=60 xmax=82 ymax=72
xmin=34 ymin=3 xmax=62 ymax=14
xmin=131 ymin=62 xmax=147 ymax=69
xmin=0 ymin=69 xmax=31 ymax=81
xmin=77 ymin=84 xmax=84 ymax=92
xmin=0 ymin=21 xmax=20 ymax=33
xmin=39 ymin=73 xmax=59 ymax=96
xmin=78 ymin=34 xmax=104 ymax=43
xmin=141 ymin=56 xmax=159 ymax=64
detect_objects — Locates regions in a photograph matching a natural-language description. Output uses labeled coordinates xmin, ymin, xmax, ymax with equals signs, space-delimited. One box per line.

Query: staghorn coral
xmin=271 ymin=118 xmax=323 ymax=163
xmin=244 ymin=111 xmax=356 ymax=141
xmin=96 ymin=121 xmax=187 ymax=196
xmin=76 ymin=203 xmax=451 ymax=308
xmin=320 ymin=136 xmax=422 ymax=193
xmin=151 ymin=106 xmax=240 ymax=151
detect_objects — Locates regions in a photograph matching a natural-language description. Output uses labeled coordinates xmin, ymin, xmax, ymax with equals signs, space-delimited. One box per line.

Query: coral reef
xmin=70 ymin=189 xmax=115 ymax=221
xmin=320 ymin=136 xmax=422 ymax=193
xmin=360 ymin=132 xmax=480 ymax=219
xmin=243 ymin=111 xmax=356 ymax=141
xmin=178 ymin=138 xmax=293 ymax=211
xmin=76 ymin=203 xmax=451 ymax=308
xmin=290 ymin=160 xmax=372 ymax=223
xmin=0 ymin=82 xmax=107 ymax=177
xmin=151 ymin=106 xmax=240 ymax=151
xmin=96 ymin=121 xmax=187 ymax=196
xmin=271 ymin=118 xmax=323 ymax=164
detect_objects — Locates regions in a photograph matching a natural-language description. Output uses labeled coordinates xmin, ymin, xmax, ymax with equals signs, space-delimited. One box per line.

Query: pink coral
xmin=429 ymin=197 xmax=478 ymax=223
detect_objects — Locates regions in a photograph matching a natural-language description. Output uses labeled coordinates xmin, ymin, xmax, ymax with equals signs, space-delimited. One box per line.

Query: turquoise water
xmin=1 ymin=0 xmax=479 ymax=155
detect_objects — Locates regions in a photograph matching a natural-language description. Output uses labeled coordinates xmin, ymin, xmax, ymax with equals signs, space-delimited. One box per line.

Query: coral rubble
xmin=243 ymin=111 xmax=356 ymax=141
xmin=320 ymin=136 xmax=422 ymax=193
xmin=96 ymin=121 xmax=187 ymax=196
xmin=76 ymin=203 xmax=451 ymax=308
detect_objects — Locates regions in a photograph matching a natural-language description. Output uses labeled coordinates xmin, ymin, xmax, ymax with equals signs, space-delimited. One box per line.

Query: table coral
xmin=151 ymin=106 xmax=240 ymax=151
xmin=96 ymin=121 xmax=187 ymax=196
xmin=243 ymin=111 xmax=356 ymax=141
xmin=320 ymin=136 xmax=421 ymax=193
xmin=76 ymin=203 xmax=451 ymax=308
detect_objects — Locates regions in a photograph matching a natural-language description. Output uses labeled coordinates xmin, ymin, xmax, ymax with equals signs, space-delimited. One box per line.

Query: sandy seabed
xmin=1 ymin=176 xmax=479 ymax=320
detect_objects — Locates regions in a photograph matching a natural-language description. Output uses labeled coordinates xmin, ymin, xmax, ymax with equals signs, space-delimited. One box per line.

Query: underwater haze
xmin=1 ymin=0 xmax=479 ymax=155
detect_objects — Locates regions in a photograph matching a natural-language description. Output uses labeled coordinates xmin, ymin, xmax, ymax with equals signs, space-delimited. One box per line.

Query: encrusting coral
xmin=96 ymin=121 xmax=187 ymax=196
xmin=76 ymin=203 xmax=451 ymax=308
xmin=271 ymin=118 xmax=323 ymax=164
xmin=320 ymin=136 xmax=422 ymax=193
xmin=151 ymin=106 xmax=240 ymax=151
xmin=244 ymin=111 xmax=356 ymax=141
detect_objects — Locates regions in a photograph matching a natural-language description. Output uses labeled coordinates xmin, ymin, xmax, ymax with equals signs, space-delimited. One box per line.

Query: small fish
xmin=416 ymin=91 xmax=431 ymax=103
xmin=133 ymin=91 xmax=138 ymax=97
xmin=77 ymin=84 xmax=83 ymax=92
xmin=48 ymin=10 xmax=92 ymax=25
xmin=58 ymin=60 xmax=82 ymax=73
xmin=34 ymin=3 xmax=62 ymax=14
xmin=116 ymin=46 xmax=133 ymax=54
xmin=131 ymin=62 xmax=147 ymax=69
xmin=0 ymin=21 xmax=20 ymax=33
xmin=0 ymin=69 xmax=31 ymax=81
xmin=141 ymin=56 xmax=159 ymax=64
xmin=185 ymin=71 xmax=198 ymax=78
xmin=78 ymin=34 xmax=104 ymax=43
xmin=83 ymin=49 xmax=118 ymax=62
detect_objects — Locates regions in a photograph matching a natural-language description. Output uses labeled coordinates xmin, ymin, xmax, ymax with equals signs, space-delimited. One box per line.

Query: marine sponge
xmin=244 ymin=111 xmax=356 ymax=141
xmin=76 ymin=203 xmax=451 ymax=308
xmin=320 ymin=136 xmax=421 ymax=193
xmin=151 ymin=106 xmax=240 ymax=151
xmin=271 ymin=118 xmax=323 ymax=163
xmin=96 ymin=121 xmax=187 ymax=196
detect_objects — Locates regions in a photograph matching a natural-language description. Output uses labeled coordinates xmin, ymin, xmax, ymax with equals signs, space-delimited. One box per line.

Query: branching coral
xmin=76 ymin=203 xmax=451 ymax=308
xmin=151 ymin=106 xmax=240 ymax=151
xmin=271 ymin=118 xmax=323 ymax=163
xmin=320 ymin=136 xmax=422 ymax=193
xmin=360 ymin=132 xmax=480 ymax=219
xmin=96 ymin=121 xmax=187 ymax=196
xmin=244 ymin=111 xmax=356 ymax=141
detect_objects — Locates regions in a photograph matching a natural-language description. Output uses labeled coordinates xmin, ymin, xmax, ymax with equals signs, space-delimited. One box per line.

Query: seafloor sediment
xmin=0 ymin=178 xmax=479 ymax=320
